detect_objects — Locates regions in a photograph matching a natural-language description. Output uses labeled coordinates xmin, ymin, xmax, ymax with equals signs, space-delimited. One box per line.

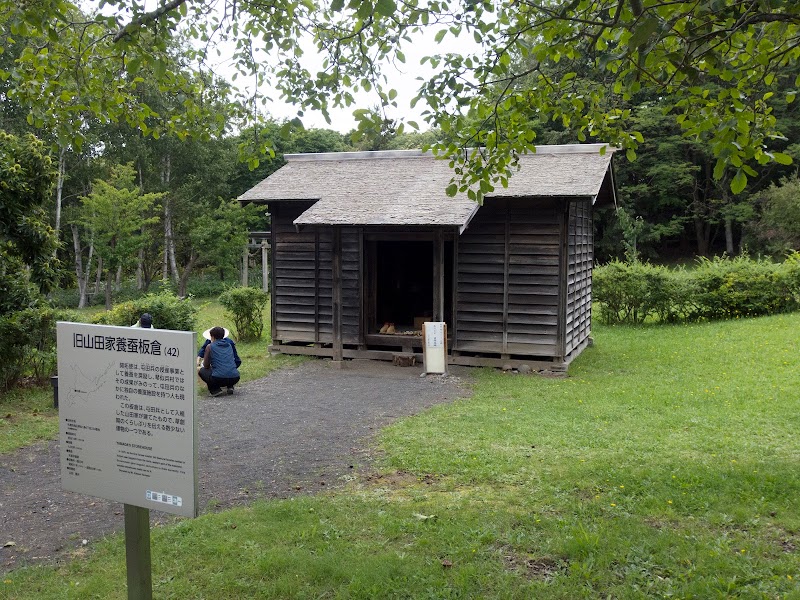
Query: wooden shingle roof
xmin=237 ymin=144 xmax=615 ymax=231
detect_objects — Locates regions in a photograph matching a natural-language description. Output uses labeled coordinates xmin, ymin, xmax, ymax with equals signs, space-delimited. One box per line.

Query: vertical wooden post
xmin=502 ymin=200 xmax=510 ymax=355
xmin=241 ymin=245 xmax=249 ymax=287
xmin=269 ymin=211 xmax=278 ymax=346
xmin=556 ymin=203 xmax=570 ymax=363
xmin=357 ymin=227 xmax=367 ymax=348
xmin=450 ymin=230 xmax=459 ymax=356
xmin=124 ymin=504 xmax=152 ymax=600
xmin=261 ymin=240 xmax=270 ymax=294
xmin=332 ymin=227 xmax=343 ymax=365
xmin=433 ymin=229 xmax=444 ymax=322
xmin=314 ymin=231 xmax=321 ymax=343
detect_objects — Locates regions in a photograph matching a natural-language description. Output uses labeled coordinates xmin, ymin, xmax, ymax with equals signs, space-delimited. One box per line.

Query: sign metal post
xmin=124 ymin=504 xmax=152 ymax=600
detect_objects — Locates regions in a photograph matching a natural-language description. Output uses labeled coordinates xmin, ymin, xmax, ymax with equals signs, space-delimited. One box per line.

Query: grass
xmin=0 ymin=300 xmax=302 ymax=454
xmin=2 ymin=313 xmax=799 ymax=598
xmin=0 ymin=386 xmax=57 ymax=454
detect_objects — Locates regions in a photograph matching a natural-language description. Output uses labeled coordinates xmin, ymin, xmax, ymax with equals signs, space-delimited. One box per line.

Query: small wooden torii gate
xmin=242 ymin=231 xmax=271 ymax=292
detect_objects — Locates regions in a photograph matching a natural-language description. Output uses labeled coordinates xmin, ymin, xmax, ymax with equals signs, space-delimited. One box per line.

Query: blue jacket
xmin=205 ymin=339 xmax=240 ymax=379
xmin=198 ymin=337 xmax=242 ymax=368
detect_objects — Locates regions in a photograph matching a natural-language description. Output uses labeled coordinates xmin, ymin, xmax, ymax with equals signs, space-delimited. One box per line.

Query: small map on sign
xmin=65 ymin=360 xmax=115 ymax=406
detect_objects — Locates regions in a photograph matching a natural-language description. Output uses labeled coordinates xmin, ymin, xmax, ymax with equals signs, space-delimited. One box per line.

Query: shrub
xmin=593 ymin=260 xmax=691 ymax=324
xmin=0 ymin=307 xmax=76 ymax=390
xmin=185 ymin=274 xmax=233 ymax=298
xmin=593 ymin=254 xmax=800 ymax=325
xmin=91 ymin=291 xmax=197 ymax=331
xmin=219 ymin=286 xmax=268 ymax=341
xmin=773 ymin=251 xmax=800 ymax=313
xmin=689 ymin=255 xmax=785 ymax=320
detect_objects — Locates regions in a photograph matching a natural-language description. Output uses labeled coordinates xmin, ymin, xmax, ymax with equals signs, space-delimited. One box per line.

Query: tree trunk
xmin=161 ymin=153 xmax=178 ymax=285
xmin=162 ymin=227 xmax=169 ymax=281
xmin=168 ymin=225 xmax=180 ymax=286
xmin=178 ymin=252 xmax=197 ymax=298
xmin=136 ymin=248 xmax=144 ymax=290
xmin=162 ymin=202 xmax=171 ymax=282
xmin=71 ymin=225 xmax=87 ymax=309
xmin=116 ymin=265 xmax=123 ymax=291
xmin=693 ymin=217 xmax=710 ymax=257
xmin=94 ymin=256 xmax=103 ymax=294
xmin=724 ymin=217 xmax=735 ymax=255
xmin=105 ymin=269 xmax=113 ymax=310
xmin=54 ymin=146 xmax=66 ymax=256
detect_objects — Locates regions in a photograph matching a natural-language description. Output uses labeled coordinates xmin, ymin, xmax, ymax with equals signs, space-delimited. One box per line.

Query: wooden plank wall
xmin=272 ymin=203 xmax=362 ymax=345
xmin=341 ymin=227 xmax=362 ymax=344
xmin=455 ymin=198 xmax=561 ymax=357
xmin=565 ymin=200 xmax=593 ymax=355
xmin=272 ymin=202 xmax=328 ymax=343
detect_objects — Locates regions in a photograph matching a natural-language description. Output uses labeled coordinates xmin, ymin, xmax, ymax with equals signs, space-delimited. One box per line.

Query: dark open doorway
xmin=371 ymin=239 xmax=453 ymax=333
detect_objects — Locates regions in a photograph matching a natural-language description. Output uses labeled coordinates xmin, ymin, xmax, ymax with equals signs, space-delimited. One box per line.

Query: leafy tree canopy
xmin=0 ymin=130 xmax=59 ymax=301
xmin=2 ymin=0 xmax=798 ymax=197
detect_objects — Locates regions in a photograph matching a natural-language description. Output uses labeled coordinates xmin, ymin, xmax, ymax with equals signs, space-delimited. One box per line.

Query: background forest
xmin=2 ymin=27 xmax=799 ymax=310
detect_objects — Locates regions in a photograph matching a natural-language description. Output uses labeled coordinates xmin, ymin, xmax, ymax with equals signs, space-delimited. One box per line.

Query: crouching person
xmin=197 ymin=326 xmax=241 ymax=397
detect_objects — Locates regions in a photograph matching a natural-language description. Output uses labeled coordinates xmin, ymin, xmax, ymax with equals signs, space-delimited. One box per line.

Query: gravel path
xmin=0 ymin=359 xmax=470 ymax=573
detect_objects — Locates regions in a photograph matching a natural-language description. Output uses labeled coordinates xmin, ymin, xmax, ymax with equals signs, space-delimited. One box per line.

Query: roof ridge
xmin=284 ymin=144 xmax=615 ymax=162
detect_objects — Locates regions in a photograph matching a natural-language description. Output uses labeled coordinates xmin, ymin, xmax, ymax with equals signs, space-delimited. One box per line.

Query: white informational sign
xmin=423 ymin=322 xmax=447 ymax=374
xmin=56 ymin=322 xmax=198 ymax=518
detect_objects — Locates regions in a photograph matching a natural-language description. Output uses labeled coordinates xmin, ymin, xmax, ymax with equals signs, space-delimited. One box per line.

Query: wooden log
xmin=392 ymin=353 xmax=416 ymax=367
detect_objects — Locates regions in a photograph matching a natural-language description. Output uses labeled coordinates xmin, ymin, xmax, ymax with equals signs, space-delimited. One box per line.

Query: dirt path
xmin=0 ymin=360 xmax=470 ymax=573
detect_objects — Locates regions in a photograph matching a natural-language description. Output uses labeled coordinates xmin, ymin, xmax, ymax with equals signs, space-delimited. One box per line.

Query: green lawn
xmin=2 ymin=313 xmax=799 ymax=598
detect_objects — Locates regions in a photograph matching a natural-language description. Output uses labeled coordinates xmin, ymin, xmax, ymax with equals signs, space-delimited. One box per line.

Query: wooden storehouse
xmin=238 ymin=144 xmax=616 ymax=372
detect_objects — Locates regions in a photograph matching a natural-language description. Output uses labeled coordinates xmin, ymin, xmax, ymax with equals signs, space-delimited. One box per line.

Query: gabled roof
xmin=237 ymin=144 xmax=616 ymax=232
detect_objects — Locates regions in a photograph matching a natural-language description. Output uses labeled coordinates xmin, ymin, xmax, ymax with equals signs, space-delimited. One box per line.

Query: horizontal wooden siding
xmin=455 ymin=198 xmax=561 ymax=357
xmin=272 ymin=203 xmax=361 ymax=345
xmin=565 ymin=200 xmax=592 ymax=354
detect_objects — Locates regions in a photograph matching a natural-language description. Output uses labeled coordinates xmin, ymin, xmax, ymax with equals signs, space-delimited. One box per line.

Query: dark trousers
xmin=197 ymin=367 xmax=240 ymax=393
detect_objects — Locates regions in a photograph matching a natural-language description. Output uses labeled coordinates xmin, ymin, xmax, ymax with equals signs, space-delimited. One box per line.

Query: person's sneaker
xmin=226 ymin=386 xmax=234 ymax=395
xmin=210 ymin=389 xmax=225 ymax=397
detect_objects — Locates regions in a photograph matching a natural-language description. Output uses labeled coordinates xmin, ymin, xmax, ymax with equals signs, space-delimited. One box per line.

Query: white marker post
xmin=56 ymin=323 xmax=198 ymax=599
xmin=423 ymin=322 xmax=447 ymax=375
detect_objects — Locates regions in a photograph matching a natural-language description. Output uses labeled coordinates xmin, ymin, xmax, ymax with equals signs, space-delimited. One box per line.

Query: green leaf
xmin=434 ymin=29 xmax=447 ymax=43
xmin=445 ymin=183 xmax=458 ymax=196
xmin=772 ymin=152 xmax=793 ymax=165
xmin=730 ymin=169 xmax=747 ymax=194
xmin=375 ymin=0 xmax=397 ymax=17
xmin=154 ymin=59 xmax=167 ymax=80
xmin=331 ymin=0 xmax=344 ymax=10
xmin=628 ymin=17 xmax=659 ymax=48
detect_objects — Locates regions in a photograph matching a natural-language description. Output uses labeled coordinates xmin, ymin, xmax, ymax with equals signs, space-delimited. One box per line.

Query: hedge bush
xmin=91 ymin=291 xmax=197 ymax=331
xmin=0 ymin=307 xmax=78 ymax=390
xmin=594 ymin=253 xmax=800 ymax=324
xmin=219 ymin=286 xmax=268 ymax=341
